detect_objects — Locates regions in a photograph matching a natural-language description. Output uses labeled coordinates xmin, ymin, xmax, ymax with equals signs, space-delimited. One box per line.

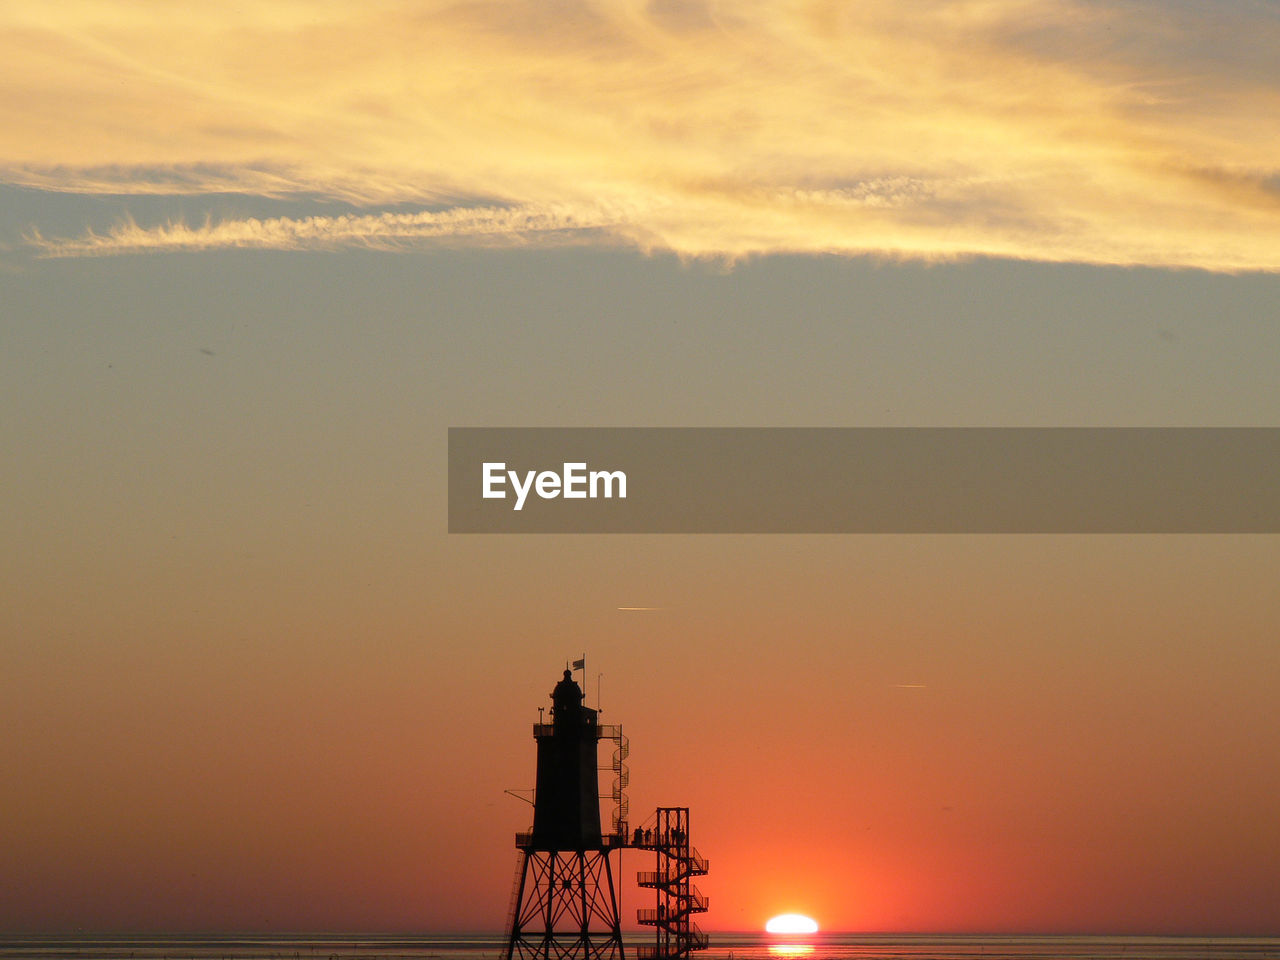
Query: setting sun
xmin=765 ymin=914 xmax=820 ymax=935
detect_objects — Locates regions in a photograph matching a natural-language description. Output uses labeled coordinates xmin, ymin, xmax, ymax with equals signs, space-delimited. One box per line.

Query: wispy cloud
xmin=5 ymin=0 xmax=1280 ymax=268
xmin=25 ymin=203 xmax=624 ymax=257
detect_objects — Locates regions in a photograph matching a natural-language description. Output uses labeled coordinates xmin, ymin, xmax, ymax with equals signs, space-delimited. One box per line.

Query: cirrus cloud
xmin=4 ymin=0 xmax=1280 ymax=268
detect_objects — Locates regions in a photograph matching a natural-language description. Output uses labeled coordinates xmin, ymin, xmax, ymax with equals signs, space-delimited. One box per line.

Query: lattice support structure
xmin=505 ymin=848 xmax=625 ymax=960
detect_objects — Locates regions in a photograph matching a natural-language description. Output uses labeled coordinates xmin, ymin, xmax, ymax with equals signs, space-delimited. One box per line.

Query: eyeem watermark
xmin=449 ymin=427 xmax=1280 ymax=533
xmin=482 ymin=461 xmax=627 ymax=511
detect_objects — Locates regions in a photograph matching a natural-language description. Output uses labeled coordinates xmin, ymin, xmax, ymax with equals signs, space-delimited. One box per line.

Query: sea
xmin=1 ymin=934 xmax=1277 ymax=960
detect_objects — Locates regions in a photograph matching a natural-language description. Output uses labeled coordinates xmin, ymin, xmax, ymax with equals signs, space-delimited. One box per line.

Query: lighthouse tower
xmin=503 ymin=669 xmax=626 ymax=960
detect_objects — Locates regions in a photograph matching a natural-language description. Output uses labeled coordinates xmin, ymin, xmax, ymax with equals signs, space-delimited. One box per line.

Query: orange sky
xmin=6 ymin=530 xmax=1279 ymax=934
xmin=3 ymin=0 xmax=1280 ymax=939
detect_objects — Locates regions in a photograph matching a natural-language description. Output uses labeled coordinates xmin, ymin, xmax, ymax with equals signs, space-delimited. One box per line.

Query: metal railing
xmin=633 ymin=927 xmax=708 ymax=960
xmin=635 ymin=894 xmax=708 ymax=923
xmin=685 ymin=848 xmax=709 ymax=874
xmin=504 ymin=853 xmax=526 ymax=935
xmin=518 ymin=831 xmax=632 ymax=849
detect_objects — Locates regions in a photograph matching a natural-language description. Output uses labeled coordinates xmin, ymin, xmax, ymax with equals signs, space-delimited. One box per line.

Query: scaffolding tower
xmin=634 ymin=808 xmax=709 ymax=960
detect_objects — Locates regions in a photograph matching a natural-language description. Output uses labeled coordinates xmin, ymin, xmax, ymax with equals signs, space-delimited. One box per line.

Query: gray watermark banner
xmin=448 ymin=428 xmax=1280 ymax=533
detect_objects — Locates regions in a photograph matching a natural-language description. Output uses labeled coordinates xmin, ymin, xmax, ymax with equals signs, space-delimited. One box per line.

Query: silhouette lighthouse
xmin=503 ymin=664 xmax=709 ymax=960
xmin=531 ymin=670 xmax=605 ymax=849
xmin=504 ymin=668 xmax=624 ymax=960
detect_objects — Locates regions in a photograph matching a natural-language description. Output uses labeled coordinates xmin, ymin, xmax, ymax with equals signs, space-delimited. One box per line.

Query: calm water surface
xmin=2 ymin=935 xmax=1277 ymax=960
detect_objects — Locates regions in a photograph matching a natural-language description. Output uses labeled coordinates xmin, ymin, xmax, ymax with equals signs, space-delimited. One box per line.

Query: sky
xmin=3 ymin=0 xmax=1280 ymax=938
